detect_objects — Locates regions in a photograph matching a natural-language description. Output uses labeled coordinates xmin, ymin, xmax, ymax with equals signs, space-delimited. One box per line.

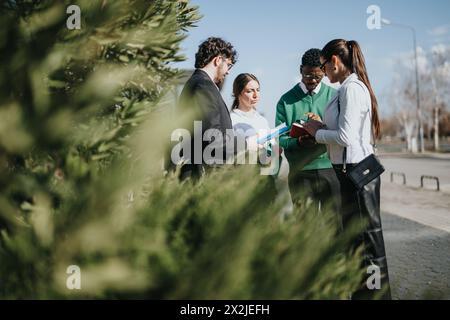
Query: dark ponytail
xmin=321 ymin=39 xmax=381 ymax=139
xmin=231 ymin=73 xmax=260 ymax=110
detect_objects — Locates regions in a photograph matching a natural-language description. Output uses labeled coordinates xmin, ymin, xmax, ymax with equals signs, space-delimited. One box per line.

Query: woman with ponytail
xmin=303 ymin=39 xmax=391 ymax=300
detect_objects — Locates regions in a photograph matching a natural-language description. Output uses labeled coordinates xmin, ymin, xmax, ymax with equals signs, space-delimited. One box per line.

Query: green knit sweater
xmin=275 ymin=83 xmax=337 ymax=171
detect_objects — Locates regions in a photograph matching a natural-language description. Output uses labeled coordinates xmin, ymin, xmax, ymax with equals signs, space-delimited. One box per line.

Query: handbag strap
xmin=337 ymin=97 xmax=376 ymax=174
xmin=337 ymin=98 xmax=347 ymax=173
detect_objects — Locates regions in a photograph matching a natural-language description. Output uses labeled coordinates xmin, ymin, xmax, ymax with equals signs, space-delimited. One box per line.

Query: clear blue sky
xmin=177 ymin=0 xmax=450 ymax=126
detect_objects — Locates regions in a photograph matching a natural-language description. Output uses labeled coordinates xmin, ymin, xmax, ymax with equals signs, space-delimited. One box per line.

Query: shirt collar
xmin=233 ymin=108 xmax=257 ymax=117
xmin=299 ymin=81 xmax=321 ymax=95
xmin=341 ymin=73 xmax=358 ymax=87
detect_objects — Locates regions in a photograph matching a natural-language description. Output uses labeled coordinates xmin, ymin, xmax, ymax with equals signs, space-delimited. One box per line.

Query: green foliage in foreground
xmin=1 ymin=163 xmax=364 ymax=299
xmin=0 ymin=0 xmax=365 ymax=299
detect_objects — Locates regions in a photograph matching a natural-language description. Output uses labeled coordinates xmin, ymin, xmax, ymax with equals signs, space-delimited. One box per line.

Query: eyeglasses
xmin=302 ymin=73 xmax=323 ymax=81
xmin=320 ymin=59 xmax=329 ymax=72
xmin=221 ymin=56 xmax=234 ymax=70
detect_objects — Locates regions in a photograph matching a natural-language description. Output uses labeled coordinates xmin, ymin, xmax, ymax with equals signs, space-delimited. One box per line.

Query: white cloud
xmin=429 ymin=25 xmax=450 ymax=37
xmin=431 ymin=43 xmax=450 ymax=55
xmin=389 ymin=46 xmax=428 ymax=74
xmin=416 ymin=47 xmax=429 ymax=73
xmin=380 ymin=57 xmax=395 ymax=70
xmin=432 ymin=46 xmax=450 ymax=80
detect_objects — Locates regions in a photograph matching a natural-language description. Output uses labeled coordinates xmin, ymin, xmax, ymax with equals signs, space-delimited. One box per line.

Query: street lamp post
xmin=382 ymin=19 xmax=425 ymax=153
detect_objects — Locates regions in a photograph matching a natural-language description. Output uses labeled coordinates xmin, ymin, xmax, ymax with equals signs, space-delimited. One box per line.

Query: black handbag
xmin=343 ymin=152 xmax=385 ymax=190
xmin=338 ymin=99 xmax=385 ymax=190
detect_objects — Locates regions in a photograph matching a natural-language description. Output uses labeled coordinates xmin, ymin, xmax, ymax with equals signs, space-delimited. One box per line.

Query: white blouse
xmin=230 ymin=108 xmax=271 ymax=137
xmin=315 ymin=73 xmax=374 ymax=164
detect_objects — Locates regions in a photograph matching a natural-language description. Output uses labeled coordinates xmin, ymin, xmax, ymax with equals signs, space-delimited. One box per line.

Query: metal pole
xmin=411 ymin=27 xmax=425 ymax=153
xmin=382 ymin=21 xmax=425 ymax=153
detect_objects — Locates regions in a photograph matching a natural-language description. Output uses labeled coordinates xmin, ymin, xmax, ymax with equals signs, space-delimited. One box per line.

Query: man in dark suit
xmin=177 ymin=37 xmax=256 ymax=180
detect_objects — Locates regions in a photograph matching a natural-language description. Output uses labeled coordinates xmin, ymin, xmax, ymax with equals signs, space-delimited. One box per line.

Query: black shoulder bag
xmin=337 ymin=98 xmax=385 ymax=190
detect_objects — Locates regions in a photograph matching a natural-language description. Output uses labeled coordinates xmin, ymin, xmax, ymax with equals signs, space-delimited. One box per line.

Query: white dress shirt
xmin=315 ymin=73 xmax=374 ymax=164
xmin=299 ymin=81 xmax=322 ymax=95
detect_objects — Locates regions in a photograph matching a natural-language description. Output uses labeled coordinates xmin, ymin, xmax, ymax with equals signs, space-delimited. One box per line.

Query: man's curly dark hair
xmin=301 ymin=48 xmax=321 ymax=68
xmin=195 ymin=37 xmax=237 ymax=69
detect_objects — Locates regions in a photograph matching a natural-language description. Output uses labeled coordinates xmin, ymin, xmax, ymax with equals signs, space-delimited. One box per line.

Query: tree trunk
xmin=434 ymin=106 xmax=440 ymax=151
xmin=405 ymin=121 xmax=416 ymax=153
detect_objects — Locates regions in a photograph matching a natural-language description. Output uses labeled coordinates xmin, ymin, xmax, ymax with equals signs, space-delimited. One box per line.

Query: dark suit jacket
xmin=177 ymin=69 xmax=244 ymax=177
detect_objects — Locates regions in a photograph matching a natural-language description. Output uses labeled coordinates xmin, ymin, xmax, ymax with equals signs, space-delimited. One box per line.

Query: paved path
xmin=279 ymin=154 xmax=450 ymax=299
xmin=382 ymin=212 xmax=450 ymax=299
xmin=381 ymin=180 xmax=450 ymax=233
xmin=378 ymin=155 xmax=450 ymax=299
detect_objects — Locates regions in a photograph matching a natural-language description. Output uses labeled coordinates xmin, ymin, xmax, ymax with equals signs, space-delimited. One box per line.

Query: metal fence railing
xmin=390 ymin=172 xmax=406 ymax=185
xmin=420 ymin=175 xmax=440 ymax=191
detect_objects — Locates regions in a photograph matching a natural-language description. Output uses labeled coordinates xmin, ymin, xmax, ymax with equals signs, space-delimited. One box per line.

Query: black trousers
xmin=288 ymin=168 xmax=341 ymax=216
xmin=179 ymin=163 xmax=205 ymax=181
xmin=333 ymin=165 xmax=392 ymax=300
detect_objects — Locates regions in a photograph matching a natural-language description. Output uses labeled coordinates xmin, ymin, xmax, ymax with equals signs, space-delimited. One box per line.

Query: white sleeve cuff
xmin=315 ymin=129 xmax=326 ymax=144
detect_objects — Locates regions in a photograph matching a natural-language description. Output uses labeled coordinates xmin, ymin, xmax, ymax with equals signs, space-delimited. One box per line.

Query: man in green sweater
xmin=275 ymin=48 xmax=340 ymax=214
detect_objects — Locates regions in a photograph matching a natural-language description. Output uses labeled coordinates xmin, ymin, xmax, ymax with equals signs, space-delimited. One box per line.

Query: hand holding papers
xmin=246 ymin=135 xmax=259 ymax=152
xmin=289 ymin=120 xmax=311 ymax=139
xmin=245 ymin=123 xmax=288 ymax=153
xmin=256 ymin=123 xmax=289 ymax=145
xmin=289 ymin=117 xmax=325 ymax=147
xmin=302 ymin=119 xmax=326 ymax=137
